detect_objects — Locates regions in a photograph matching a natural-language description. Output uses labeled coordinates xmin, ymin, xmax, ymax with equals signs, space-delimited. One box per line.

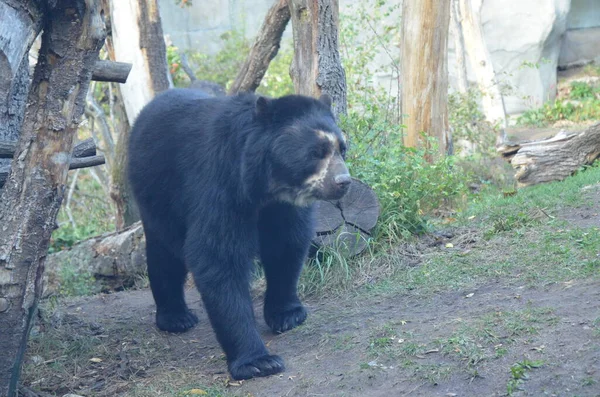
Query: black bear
xmin=127 ymin=88 xmax=350 ymax=380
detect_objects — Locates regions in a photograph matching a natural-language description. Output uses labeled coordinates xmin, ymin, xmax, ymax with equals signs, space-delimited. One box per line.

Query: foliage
xmin=57 ymin=259 xmax=96 ymax=297
xmin=50 ymin=169 xmax=115 ymax=253
xmin=344 ymin=119 xmax=467 ymax=242
xmin=256 ymin=44 xmax=295 ymax=97
xmin=517 ymin=80 xmax=600 ymax=127
xmin=448 ymin=90 xmax=498 ymax=156
xmin=167 ymin=30 xmax=251 ymax=90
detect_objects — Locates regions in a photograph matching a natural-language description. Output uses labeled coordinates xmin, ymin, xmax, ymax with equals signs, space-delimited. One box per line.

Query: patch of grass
xmin=50 ymin=169 xmax=116 ymax=253
xmin=517 ymin=80 xmax=600 ymax=126
xmin=506 ymin=359 xmax=544 ymax=395
xmin=56 ymin=258 xmax=97 ymax=297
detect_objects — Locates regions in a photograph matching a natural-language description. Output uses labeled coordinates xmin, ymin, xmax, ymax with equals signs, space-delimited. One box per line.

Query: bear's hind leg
xmin=258 ymin=203 xmax=312 ymax=334
xmin=146 ymin=232 xmax=198 ymax=333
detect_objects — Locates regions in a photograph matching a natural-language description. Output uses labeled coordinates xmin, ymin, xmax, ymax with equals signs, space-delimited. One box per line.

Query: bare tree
xmin=400 ymin=0 xmax=452 ymax=157
xmin=104 ymin=0 xmax=172 ymax=229
xmin=450 ymin=0 xmax=468 ymax=93
xmin=228 ymin=0 xmax=291 ymax=95
xmin=458 ymin=0 xmax=507 ymax=142
xmin=288 ymin=0 xmax=347 ymax=120
xmin=0 ymin=1 xmax=106 ymax=395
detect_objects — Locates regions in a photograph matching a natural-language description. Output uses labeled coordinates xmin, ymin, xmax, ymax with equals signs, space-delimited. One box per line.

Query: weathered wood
xmin=288 ymin=0 xmax=347 ymax=120
xmin=497 ymin=123 xmax=600 ymax=187
xmin=228 ymin=0 xmax=291 ymax=94
xmin=0 ymin=137 xmax=97 ymax=159
xmin=109 ymin=0 xmax=172 ymax=124
xmin=400 ymin=0 xmax=451 ymax=158
xmin=0 ymin=1 xmax=106 ymax=394
xmin=92 ymin=59 xmax=132 ymax=83
xmin=458 ymin=0 xmax=507 ymax=143
xmin=107 ymin=0 xmax=170 ymax=230
xmin=312 ymin=178 xmax=380 ymax=257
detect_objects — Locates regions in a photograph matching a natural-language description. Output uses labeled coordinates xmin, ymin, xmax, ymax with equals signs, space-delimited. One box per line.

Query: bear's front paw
xmin=156 ymin=309 xmax=199 ymax=333
xmin=264 ymin=304 xmax=307 ymax=334
xmin=229 ymin=354 xmax=285 ymax=380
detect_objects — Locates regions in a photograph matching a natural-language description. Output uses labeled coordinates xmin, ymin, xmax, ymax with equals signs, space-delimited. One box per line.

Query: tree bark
xmin=458 ymin=0 xmax=507 ymax=140
xmin=0 ymin=0 xmax=44 ymax=189
xmin=400 ymin=0 xmax=451 ymax=158
xmin=0 ymin=1 xmax=106 ymax=396
xmin=228 ymin=0 xmax=291 ymax=95
xmin=497 ymin=123 xmax=600 ymax=187
xmin=288 ymin=0 xmax=347 ymax=120
xmin=106 ymin=0 xmax=170 ymax=229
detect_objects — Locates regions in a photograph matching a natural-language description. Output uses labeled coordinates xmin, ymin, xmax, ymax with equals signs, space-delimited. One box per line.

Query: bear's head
xmin=251 ymin=93 xmax=351 ymax=207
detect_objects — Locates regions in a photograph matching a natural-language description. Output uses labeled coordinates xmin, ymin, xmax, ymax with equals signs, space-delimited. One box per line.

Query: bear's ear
xmin=255 ymin=96 xmax=271 ymax=117
xmin=319 ymin=93 xmax=332 ymax=109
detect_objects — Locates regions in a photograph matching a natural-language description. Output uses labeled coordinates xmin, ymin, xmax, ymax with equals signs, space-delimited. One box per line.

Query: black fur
xmin=127 ymin=89 xmax=347 ymax=380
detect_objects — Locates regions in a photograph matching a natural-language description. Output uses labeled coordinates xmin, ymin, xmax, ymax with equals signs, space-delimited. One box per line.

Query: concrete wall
xmin=158 ymin=0 xmax=600 ymax=116
xmin=559 ymin=0 xmax=600 ymax=67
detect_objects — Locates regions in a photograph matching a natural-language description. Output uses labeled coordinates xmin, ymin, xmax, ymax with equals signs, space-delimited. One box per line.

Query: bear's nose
xmin=334 ymin=174 xmax=351 ymax=187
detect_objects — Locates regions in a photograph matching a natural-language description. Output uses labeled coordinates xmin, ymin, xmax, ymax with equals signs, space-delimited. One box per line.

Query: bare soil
xmin=21 ymin=190 xmax=600 ymax=397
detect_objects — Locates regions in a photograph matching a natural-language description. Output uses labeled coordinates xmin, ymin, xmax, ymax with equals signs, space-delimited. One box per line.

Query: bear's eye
xmin=311 ymin=143 xmax=329 ymax=159
xmin=339 ymin=144 xmax=347 ymax=159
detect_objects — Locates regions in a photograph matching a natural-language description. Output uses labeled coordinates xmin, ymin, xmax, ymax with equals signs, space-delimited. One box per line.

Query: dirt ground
xmin=21 ymin=186 xmax=600 ymax=397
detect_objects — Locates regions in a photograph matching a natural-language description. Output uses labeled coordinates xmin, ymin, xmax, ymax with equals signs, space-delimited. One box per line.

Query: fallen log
xmin=43 ymin=222 xmax=147 ymax=298
xmin=497 ymin=122 xmax=600 ymax=187
xmin=42 ymin=178 xmax=380 ymax=296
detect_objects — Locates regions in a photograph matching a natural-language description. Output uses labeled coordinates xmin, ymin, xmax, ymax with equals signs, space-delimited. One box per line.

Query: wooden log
xmin=0 ymin=137 xmax=97 ymax=159
xmin=43 ymin=222 xmax=147 ymax=298
xmin=91 ymin=59 xmax=132 ymax=83
xmin=497 ymin=122 xmax=600 ymax=187
xmin=311 ymin=178 xmax=380 ymax=257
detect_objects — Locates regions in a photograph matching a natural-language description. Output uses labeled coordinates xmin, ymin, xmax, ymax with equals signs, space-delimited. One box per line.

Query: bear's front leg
xmin=259 ymin=203 xmax=313 ymax=333
xmin=187 ymin=244 xmax=284 ymax=380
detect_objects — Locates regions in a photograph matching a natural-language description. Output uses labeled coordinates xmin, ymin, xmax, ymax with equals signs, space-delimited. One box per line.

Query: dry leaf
xmin=185 ymin=389 xmax=208 ymax=395
xmin=89 ymin=357 xmax=102 ymax=363
xmin=445 ymin=243 xmax=454 ymax=248
xmin=465 ymin=293 xmax=474 ymax=298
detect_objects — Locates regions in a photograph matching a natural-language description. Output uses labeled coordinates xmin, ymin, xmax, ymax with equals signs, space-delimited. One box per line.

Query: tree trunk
xmin=497 ymin=123 xmax=600 ymax=187
xmin=106 ymin=0 xmax=171 ymax=229
xmin=228 ymin=0 xmax=291 ymax=95
xmin=0 ymin=1 xmax=106 ymax=395
xmin=458 ymin=0 xmax=507 ymax=142
xmin=109 ymin=0 xmax=172 ymax=123
xmin=450 ymin=0 xmax=468 ymax=93
xmin=288 ymin=0 xmax=347 ymax=120
xmin=400 ymin=0 xmax=451 ymax=158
